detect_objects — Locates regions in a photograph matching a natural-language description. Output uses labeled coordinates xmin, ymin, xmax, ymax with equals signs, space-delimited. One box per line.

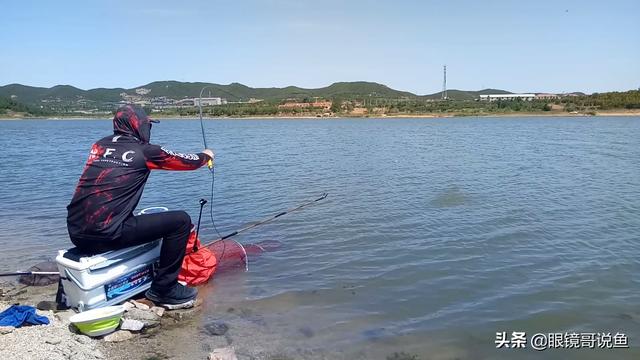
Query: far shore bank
xmin=1 ymin=109 xmax=640 ymax=121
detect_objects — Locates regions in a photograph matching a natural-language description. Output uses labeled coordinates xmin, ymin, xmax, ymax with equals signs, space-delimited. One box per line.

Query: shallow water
xmin=1 ymin=117 xmax=639 ymax=359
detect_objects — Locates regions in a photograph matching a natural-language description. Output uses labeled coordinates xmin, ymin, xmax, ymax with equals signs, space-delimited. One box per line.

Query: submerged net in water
xmin=205 ymin=239 xmax=248 ymax=271
xmin=203 ymin=239 xmax=283 ymax=272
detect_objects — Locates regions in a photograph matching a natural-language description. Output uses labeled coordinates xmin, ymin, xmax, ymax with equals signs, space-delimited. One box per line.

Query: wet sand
xmin=0 ymin=281 xmax=345 ymax=360
xmin=0 ymin=280 xmax=438 ymax=360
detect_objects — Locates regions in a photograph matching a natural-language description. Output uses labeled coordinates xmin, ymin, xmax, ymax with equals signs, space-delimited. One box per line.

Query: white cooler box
xmin=56 ymin=240 xmax=161 ymax=311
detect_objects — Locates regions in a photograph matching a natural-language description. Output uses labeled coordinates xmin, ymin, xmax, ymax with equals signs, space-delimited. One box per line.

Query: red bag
xmin=178 ymin=229 xmax=217 ymax=286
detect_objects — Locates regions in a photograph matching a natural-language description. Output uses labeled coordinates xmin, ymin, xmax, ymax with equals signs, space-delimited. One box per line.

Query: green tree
xmin=331 ymin=98 xmax=342 ymax=113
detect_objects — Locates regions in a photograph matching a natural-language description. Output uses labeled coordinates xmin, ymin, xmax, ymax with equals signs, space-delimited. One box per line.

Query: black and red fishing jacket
xmin=67 ymin=105 xmax=211 ymax=242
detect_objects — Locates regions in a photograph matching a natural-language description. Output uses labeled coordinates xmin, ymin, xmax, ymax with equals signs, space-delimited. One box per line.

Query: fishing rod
xmin=199 ymin=86 xmax=216 ymax=171
xmin=0 ymin=197 xmax=329 ymax=278
xmin=0 ymin=271 xmax=59 ymax=278
xmin=201 ymin=192 xmax=328 ymax=248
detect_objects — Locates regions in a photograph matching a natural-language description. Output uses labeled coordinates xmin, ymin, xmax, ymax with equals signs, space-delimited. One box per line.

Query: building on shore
xmin=479 ymin=94 xmax=536 ymax=101
xmin=535 ymin=93 xmax=560 ymax=100
xmin=175 ymin=98 xmax=227 ymax=106
xmin=135 ymin=88 xmax=151 ymax=95
xmin=175 ymin=99 xmax=195 ymax=107
xmin=194 ymin=97 xmax=226 ymax=106
xmin=479 ymin=93 xmax=566 ymax=101
xmin=150 ymin=96 xmax=175 ymax=109
xmin=175 ymin=97 xmax=228 ymax=107
xmin=278 ymin=100 xmax=332 ymax=110
xmin=133 ymin=100 xmax=150 ymax=106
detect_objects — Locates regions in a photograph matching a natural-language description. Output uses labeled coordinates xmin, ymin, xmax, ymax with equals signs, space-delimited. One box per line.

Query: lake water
xmin=1 ymin=117 xmax=639 ymax=359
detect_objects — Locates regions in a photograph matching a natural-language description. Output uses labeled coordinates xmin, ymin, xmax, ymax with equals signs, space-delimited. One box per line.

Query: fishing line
xmin=197 ymin=86 xmax=328 ymax=270
xmin=209 ymin=167 xmax=222 ymax=239
xmin=200 ymin=120 xmax=222 ymax=240
xmin=199 ymin=86 xmax=228 ymax=264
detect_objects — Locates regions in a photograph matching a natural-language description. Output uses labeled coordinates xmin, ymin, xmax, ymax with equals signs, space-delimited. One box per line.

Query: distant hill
xmin=0 ymin=81 xmax=513 ymax=105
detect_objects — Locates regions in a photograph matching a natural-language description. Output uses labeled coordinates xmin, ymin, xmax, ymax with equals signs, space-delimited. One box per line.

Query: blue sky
xmin=2 ymin=0 xmax=638 ymax=94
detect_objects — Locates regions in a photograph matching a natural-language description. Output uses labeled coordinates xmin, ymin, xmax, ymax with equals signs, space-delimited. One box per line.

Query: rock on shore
xmin=0 ymin=300 xmax=104 ymax=360
xmin=208 ymin=347 xmax=238 ymax=360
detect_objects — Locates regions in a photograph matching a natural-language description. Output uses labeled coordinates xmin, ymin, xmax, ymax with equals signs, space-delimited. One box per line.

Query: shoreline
xmin=0 ymin=281 xmax=236 ymax=360
xmin=0 ymin=279 xmax=380 ymax=360
xmin=1 ymin=110 xmax=639 ymax=121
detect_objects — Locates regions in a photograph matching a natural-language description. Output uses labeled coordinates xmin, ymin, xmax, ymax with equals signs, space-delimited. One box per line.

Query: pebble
xmin=164 ymin=306 xmax=200 ymax=322
xmin=45 ymin=337 xmax=62 ymax=345
xmin=0 ymin=326 xmax=14 ymax=335
xmin=60 ymin=347 xmax=73 ymax=357
xmin=70 ymin=353 xmax=89 ymax=360
xmin=122 ymin=301 xmax=135 ymax=311
xmin=136 ymin=298 xmax=156 ymax=308
xmin=55 ymin=310 xmax=75 ymax=323
xmin=103 ymin=330 xmax=134 ymax=342
xmin=203 ymin=321 xmax=229 ymax=336
xmin=131 ymin=300 xmax=150 ymax=310
xmin=124 ymin=308 xmax=161 ymax=328
xmin=207 ymin=347 xmax=238 ymax=360
xmin=74 ymin=334 xmax=92 ymax=344
xmin=120 ymin=318 xmax=145 ymax=331
xmin=36 ymin=300 xmax=57 ymax=311
xmin=150 ymin=306 xmax=165 ymax=317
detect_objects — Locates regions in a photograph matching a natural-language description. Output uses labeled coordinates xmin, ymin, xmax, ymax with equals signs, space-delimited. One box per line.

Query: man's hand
xmin=202 ymin=149 xmax=214 ymax=159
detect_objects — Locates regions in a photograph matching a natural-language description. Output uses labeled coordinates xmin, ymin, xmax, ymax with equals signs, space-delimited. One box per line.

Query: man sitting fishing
xmin=66 ymin=104 xmax=214 ymax=308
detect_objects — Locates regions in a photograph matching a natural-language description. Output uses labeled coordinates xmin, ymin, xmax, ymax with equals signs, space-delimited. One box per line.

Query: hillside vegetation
xmin=0 ymin=96 xmax=47 ymax=116
xmin=1 ymin=81 xmax=638 ymax=117
xmin=0 ymin=81 xmax=420 ymax=105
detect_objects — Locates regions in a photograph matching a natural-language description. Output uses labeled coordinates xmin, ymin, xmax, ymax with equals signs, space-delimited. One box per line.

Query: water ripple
xmin=1 ymin=117 xmax=639 ymax=358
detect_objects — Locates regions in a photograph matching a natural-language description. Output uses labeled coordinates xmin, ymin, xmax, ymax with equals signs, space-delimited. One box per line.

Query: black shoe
xmin=145 ymin=283 xmax=198 ymax=309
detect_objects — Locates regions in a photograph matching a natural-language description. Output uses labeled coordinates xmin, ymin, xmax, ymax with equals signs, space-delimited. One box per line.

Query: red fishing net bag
xmin=178 ymin=229 xmax=217 ymax=286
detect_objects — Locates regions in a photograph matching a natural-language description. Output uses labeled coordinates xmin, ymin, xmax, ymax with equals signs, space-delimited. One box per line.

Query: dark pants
xmin=73 ymin=211 xmax=191 ymax=292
